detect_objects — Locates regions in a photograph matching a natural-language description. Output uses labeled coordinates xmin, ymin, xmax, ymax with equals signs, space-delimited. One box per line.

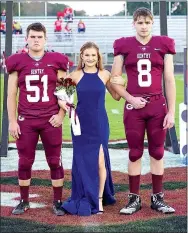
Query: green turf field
xmin=0 ymin=74 xmax=184 ymax=141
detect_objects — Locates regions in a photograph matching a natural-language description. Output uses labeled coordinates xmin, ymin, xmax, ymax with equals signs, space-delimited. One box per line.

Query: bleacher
xmin=1 ymin=16 xmax=186 ymax=65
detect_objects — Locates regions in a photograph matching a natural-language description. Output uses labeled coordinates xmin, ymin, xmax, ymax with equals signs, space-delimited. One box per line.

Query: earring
xmin=82 ymin=61 xmax=85 ymax=68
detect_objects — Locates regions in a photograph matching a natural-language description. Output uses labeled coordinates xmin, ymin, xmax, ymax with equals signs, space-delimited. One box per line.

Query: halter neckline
xmin=82 ymin=68 xmax=99 ymax=74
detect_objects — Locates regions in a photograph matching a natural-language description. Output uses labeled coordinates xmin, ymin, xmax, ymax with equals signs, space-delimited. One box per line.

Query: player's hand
xmin=110 ymin=76 xmax=125 ymax=86
xmin=128 ymin=96 xmax=147 ymax=109
xmin=49 ymin=114 xmax=63 ymax=127
xmin=9 ymin=121 xmax=21 ymax=139
xmin=163 ymin=112 xmax=175 ymax=129
xmin=58 ymin=99 xmax=70 ymax=112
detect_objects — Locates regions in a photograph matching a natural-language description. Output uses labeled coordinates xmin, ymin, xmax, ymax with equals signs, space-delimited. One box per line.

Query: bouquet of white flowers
xmin=54 ymin=77 xmax=81 ymax=136
xmin=54 ymin=77 xmax=75 ymax=102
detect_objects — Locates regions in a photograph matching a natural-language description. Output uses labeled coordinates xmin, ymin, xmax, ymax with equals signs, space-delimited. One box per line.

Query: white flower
xmin=54 ymin=89 xmax=74 ymax=104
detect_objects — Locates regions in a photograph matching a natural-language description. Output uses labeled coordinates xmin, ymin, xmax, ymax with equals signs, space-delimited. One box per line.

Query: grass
xmin=0 ymin=74 xmax=184 ymax=141
xmin=1 ymin=167 xmax=186 ymax=232
xmin=1 ymin=176 xmax=186 ymax=191
xmin=1 ymin=216 xmax=187 ymax=232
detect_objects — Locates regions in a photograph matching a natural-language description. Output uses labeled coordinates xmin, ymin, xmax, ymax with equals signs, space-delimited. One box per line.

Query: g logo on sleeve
xmin=18 ymin=115 xmax=25 ymax=121
xmin=126 ymin=103 xmax=133 ymax=110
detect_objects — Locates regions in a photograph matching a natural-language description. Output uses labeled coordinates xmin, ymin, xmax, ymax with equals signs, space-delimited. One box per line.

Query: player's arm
xmin=58 ymin=107 xmax=66 ymax=118
xmin=57 ymin=69 xmax=77 ymax=83
xmin=56 ymin=70 xmax=67 ymax=118
xmin=163 ymin=54 xmax=176 ymax=129
xmin=49 ymin=69 xmax=68 ymax=124
xmin=7 ymin=71 xmax=18 ymax=123
xmin=105 ymin=70 xmax=121 ymax=101
xmin=106 ymin=81 xmax=121 ymax=101
xmin=57 ymin=69 xmax=67 ymax=82
xmin=111 ymin=56 xmax=147 ymax=109
xmin=49 ymin=107 xmax=66 ymax=127
xmin=7 ymin=71 xmax=21 ymax=139
xmin=110 ymin=55 xmax=133 ymax=102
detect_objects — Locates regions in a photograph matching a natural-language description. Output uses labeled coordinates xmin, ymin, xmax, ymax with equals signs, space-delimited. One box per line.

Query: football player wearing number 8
xmin=6 ymin=22 xmax=69 ymax=216
xmin=110 ymin=7 xmax=176 ymax=215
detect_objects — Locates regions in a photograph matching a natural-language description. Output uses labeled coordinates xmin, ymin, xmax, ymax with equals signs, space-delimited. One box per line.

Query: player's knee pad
xmin=129 ymin=148 xmax=143 ymax=162
xmin=50 ymin=166 xmax=64 ymax=180
xmin=126 ymin=129 xmax=144 ymax=162
xmin=149 ymin=147 xmax=164 ymax=160
xmin=47 ymin=157 xmax=61 ymax=169
xmin=47 ymin=157 xmax=64 ymax=179
xmin=148 ymin=129 xmax=165 ymax=160
xmin=18 ymin=158 xmax=34 ymax=180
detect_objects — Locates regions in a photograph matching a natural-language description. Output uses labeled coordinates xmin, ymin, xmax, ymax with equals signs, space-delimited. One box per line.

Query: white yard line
xmin=111 ymin=109 xmax=120 ymax=114
xmin=1 ymin=148 xmax=183 ymax=175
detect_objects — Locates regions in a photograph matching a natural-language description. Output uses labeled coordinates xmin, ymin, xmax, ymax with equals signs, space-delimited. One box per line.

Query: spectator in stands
xmin=54 ymin=17 xmax=63 ymax=42
xmin=12 ymin=21 xmax=22 ymax=35
xmin=16 ymin=44 xmax=29 ymax=54
xmin=1 ymin=9 xmax=6 ymax=22
xmin=77 ymin=19 xmax=86 ymax=33
xmin=63 ymin=7 xmax=73 ymax=22
xmin=64 ymin=22 xmax=72 ymax=40
xmin=57 ymin=11 xmax=64 ymax=21
xmin=0 ymin=20 xmax=6 ymax=34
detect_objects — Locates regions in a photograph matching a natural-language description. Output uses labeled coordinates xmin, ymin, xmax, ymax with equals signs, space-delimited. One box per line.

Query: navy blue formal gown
xmin=62 ymin=69 xmax=116 ymax=216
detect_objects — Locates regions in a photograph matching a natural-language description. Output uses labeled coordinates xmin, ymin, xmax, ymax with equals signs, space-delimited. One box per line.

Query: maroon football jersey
xmin=6 ymin=52 xmax=69 ymax=118
xmin=113 ymin=36 xmax=176 ymax=96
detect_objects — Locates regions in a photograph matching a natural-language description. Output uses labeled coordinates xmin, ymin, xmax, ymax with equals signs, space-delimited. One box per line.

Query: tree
xmin=47 ymin=3 xmax=68 ymax=16
xmin=171 ymin=2 xmax=187 ymax=15
xmin=127 ymin=2 xmax=150 ymax=15
xmin=153 ymin=2 xmax=159 ymax=15
xmin=74 ymin=10 xmax=87 ymax=17
xmin=153 ymin=2 xmax=169 ymax=16
xmin=1 ymin=2 xmax=18 ymax=16
xmin=113 ymin=1 xmax=187 ymax=16
xmin=114 ymin=10 xmax=125 ymax=16
xmin=20 ymin=2 xmax=45 ymax=16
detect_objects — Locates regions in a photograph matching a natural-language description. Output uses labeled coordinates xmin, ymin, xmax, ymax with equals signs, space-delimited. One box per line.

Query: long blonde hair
xmin=77 ymin=42 xmax=104 ymax=71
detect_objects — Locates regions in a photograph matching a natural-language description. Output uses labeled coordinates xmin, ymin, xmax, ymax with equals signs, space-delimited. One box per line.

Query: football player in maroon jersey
xmin=110 ymin=7 xmax=176 ymax=214
xmin=6 ymin=22 xmax=69 ymax=216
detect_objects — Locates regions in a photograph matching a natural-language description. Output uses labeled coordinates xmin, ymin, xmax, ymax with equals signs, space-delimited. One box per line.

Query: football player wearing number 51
xmin=110 ymin=7 xmax=176 ymax=215
xmin=6 ymin=22 xmax=70 ymax=216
